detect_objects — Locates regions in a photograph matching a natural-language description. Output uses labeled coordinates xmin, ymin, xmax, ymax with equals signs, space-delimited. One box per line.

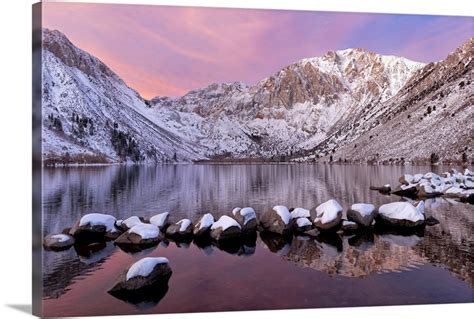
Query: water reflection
xmin=42 ymin=164 xmax=473 ymax=311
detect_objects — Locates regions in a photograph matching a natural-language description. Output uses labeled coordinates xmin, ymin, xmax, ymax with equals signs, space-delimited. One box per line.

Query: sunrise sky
xmin=42 ymin=2 xmax=473 ymax=99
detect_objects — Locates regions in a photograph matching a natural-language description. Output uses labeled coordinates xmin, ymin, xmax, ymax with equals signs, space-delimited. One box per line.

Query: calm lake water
xmin=42 ymin=164 xmax=473 ymax=317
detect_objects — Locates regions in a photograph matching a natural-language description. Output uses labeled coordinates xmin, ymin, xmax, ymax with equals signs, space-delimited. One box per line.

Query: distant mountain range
xmin=41 ymin=28 xmax=473 ymax=164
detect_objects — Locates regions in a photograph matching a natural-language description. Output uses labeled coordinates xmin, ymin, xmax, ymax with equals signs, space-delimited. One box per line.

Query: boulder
xmin=193 ymin=213 xmax=215 ymax=236
xmin=165 ymin=219 xmax=193 ymax=237
xmin=347 ymin=203 xmax=376 ymax=227
xmin=416 ymin=183 xmax=442 ymax=198
xmin=260 ymin=205 xmax=292 ymax=235
xmin=377 ymin=201 xmax=425 ymax=228
xmin=210 ymin=215 xmax=241 ymax=240
xmin=231 ymin=207 xmax=257 ymax=233
xmin=69 ymin=213 xmax=117 ymax=242
xmin=293 ymin=217 xmax=313 ymax=233
xmin=109 ymin=257 xmax=172 ymax=294
xmin=43 ymin=233 xmax=75 ymax=251
xmin=115 ymin=224 xmax=161 ymax=246
xmin=149 ymin=212 xmax=170 ymax=230
xmin=312 ymin=199 xmax=343 ymax=231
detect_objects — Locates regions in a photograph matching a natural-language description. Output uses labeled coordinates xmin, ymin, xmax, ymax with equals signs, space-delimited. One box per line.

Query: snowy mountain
xmin=150 ymin=47 xmax=425 ymax=160
xmin=42 ymin=29 xmax=209 ymax=163
xmin=306 ymin=37 xmax=474 ymax=164
xmin=42 ymin=28 xmax=472 ymax=164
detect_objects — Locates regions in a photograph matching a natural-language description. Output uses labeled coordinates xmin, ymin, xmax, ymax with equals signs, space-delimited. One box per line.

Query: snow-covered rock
xmin=260 ymin=205 xmax=292 ymax=235
xmin=377 ymin=201 xmax=425 ymax=228
xmin=231 ymin=207 xmax=257 ymax=233
xmin=293 ymin=217 xmax=313 ymax=233
xmin=117 ymin=216 xmax=144 ymax=231
xmin=43 ymin=233 xmax=75 ymax=251
xmin=347 ymin=203 xmax=376 ymax=227
xmin=312 ymin=199 xmax=343 ymax=230
xmin=166 ymin=219 xmax=193 ymax=237
xmin=149 ymin=212 xmax=170 ymax=229
xmin=193 ymin=213 xmax=215 ymax=236
xmin=210 ymin=215 xmax=241 ymax=240
xmin=290 ymin=207 xmax=311 ymax=219
xmin=109 ymin=257 xmax=172 ymax=293
xmin=115 ymin=224 xmax=161 ymax=246
xmin=69 ymin=213 xmax=117 ymax=241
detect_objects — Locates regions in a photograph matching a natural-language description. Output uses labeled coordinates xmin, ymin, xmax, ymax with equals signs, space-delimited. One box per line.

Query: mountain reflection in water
xmin=42 ymin=164 xmax=473 ymax=316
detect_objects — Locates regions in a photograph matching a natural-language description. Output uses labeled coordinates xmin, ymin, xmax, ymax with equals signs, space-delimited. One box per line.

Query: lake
xmin=41 ymin=164 xmax=473 ymax=316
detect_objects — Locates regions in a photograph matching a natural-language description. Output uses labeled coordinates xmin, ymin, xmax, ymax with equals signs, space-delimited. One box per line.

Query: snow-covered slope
xmin=42 ymin=29 xmax=209 ymax=163
xmin=150 ymin=48 xmax=424 ymax=160
xmin=43 ymin=28 xmax=471 ymax=164
xmin=307 ymin=37 xmax=474 ymax=164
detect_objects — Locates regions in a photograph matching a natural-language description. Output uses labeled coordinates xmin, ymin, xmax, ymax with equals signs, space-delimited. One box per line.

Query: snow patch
xmin=272 ymin=206 xmax=291 ymax=225
xmin=129 ymin=224 xmax=160 ymax=239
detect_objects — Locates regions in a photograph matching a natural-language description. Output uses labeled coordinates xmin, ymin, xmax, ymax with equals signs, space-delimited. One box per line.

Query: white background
xmin=0 ymin=0 xmax=472 ymax=318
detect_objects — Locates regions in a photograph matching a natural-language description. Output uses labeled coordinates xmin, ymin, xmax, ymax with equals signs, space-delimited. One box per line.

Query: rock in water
xmin=149 ymin=212 xmax=170 ymax=230
xmin=115 ymin=216 xmax=144 ymax=232
xmin=369 ymin=185 xmax=391 ymax=194
xmin=377 ymin=201 xmax=425 ymax=228
xmin=260 ymin=206 xmax=292 ymax=235
xmin=347 ymin=203 xmax=376 ymax=227
xmin=115 ymin=224 xmax=161 ymax=246
xmin=43 ymin=234 xmax=75 ymax=251
xmin=69 ymin=213 xmax=118 ymax=242
xmin=109 ymin=257 xmax=172 ymax=294
xmin=166 ymin=219 xmax=193 ymax=237
xmin=210 ymin=215 xmax=241 ymax=240
xmin=193 ymin=213 xmax=215 ymax=236
xmin=231 ymin=207 xmax=257 ymax=233
xmin=341 ymin=220 xmax=359 ymax=233
xmin=312 ymin=199 xmax=343 ymax=231
xmin=293 ymin=217 xmax=313 ymax=233
xmin=425 ymin=216 xmax=440 ymax=226
xmin=391 ymin=184 xmax=418 ymax=197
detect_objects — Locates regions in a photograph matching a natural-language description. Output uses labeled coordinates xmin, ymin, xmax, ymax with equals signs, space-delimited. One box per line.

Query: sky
xmin=42 ymin=2 xmax=473 ymax=99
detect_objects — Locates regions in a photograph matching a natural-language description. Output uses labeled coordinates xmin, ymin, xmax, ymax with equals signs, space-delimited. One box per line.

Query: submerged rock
xmin=425 ymin=216 xmax=440 ymax=226
xmin=340 ymin=220 xmax=359 ymax=233
xmin=231 ymin=207 xmax=257 ymax=233
xmin=193 ymin=213 xmax=215 ymax=236
xmin=312 ymin=199 xmax=343 ymax=231
xmin=347 ymin=203 xmax=376 ymax=227
xmin=166 ymin=219 xmax=193 ymax=237
xmin=109 ymin=257 xmax=172 ymax=294
xmin=260 ymin=205 xmax=292 ymax=235
xmin=369 ymin=185 xmax=391 ymax=194
xmin=210 ymin=215 xmax=241 ymax=240
xmin=377 ymin=201 xmax=425 ymax=228
xmin=43 ymin=233 xmax=75 ymax=251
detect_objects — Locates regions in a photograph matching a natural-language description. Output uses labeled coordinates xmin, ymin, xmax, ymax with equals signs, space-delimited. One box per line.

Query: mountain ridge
xmin=41 ymin=28 xmax=473 ymax=164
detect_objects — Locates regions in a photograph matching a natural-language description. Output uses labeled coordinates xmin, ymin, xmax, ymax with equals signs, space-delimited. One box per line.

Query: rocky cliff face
xmin=42 ymin=28 xmax=472 ymax=164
